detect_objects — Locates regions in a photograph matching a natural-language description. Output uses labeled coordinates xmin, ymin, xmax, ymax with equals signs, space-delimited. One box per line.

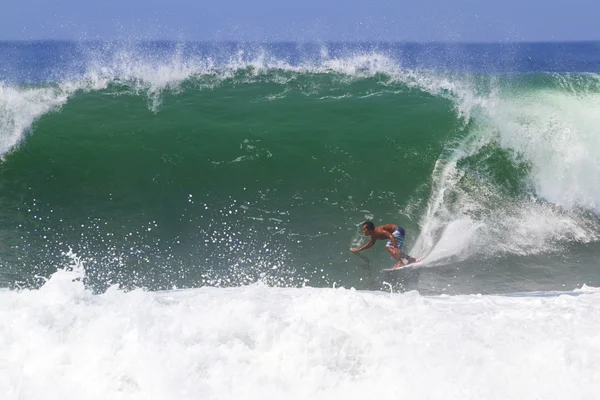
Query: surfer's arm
xmin=351 ymin=237 xmax=376 ymax=252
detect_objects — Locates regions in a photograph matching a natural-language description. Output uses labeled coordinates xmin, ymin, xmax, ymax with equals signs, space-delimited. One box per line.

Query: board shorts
xmin=386 ymin=225 xmax=405 ymax=250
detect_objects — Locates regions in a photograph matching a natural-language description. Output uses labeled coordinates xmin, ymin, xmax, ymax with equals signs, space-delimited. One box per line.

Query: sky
xmin=1 ymin=0 xmax=599 ymax=42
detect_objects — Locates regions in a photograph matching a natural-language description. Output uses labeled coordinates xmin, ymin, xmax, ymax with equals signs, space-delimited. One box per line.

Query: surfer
xmin=350 ymin=221 xmax=418 ymax=269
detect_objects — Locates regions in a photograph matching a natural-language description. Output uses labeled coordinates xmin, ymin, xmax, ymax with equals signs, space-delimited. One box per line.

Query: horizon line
xmin=1 ymin=39 xmax=599 ymax=45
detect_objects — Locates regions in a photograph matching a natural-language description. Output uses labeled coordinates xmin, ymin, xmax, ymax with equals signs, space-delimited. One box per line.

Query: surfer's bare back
xmin=351 ymin=221 xmax=417 ymax=269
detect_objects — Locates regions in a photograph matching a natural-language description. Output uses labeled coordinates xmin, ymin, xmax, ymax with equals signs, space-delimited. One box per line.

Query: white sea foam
xmin=2 ymin=263 xmax=600 ymax=399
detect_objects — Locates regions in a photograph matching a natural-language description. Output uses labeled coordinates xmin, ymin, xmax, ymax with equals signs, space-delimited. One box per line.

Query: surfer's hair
xmin=362 ymin=221 xmax=375 ymax=230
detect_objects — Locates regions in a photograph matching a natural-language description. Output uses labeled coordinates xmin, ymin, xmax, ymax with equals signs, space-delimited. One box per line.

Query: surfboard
xmin=381 ymin=258 xmax=422 ymax=271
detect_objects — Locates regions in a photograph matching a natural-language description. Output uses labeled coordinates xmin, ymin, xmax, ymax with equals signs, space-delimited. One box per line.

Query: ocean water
xmin=1 ymin=41 xmax=600 ymax=398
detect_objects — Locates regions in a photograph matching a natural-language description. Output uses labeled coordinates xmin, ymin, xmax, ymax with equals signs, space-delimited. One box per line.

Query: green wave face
xmin=1 ymin=69 xmax=600 ymax=292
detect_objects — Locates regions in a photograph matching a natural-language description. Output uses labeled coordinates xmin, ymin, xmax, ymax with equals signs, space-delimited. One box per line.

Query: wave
xmin=1 ymin=43 xmax=600 ymax=291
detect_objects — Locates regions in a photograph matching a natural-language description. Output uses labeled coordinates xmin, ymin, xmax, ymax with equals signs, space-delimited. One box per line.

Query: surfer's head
xmin=361 ymin=221 xmax=375 ymax=235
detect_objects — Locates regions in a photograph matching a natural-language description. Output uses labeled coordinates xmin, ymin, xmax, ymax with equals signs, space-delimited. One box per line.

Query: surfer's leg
xmin=389 ymin=249 xmax=406 ymax=270
xmin=387 ymin=246 xmax=417 ymax=266
xmin=386 ymin=246 xmax=405 ymax=264
xmin=400 ymin=252 xmax=418 ymax=264
xmin=392 ymin=231 xmax=418 ymax=264
xmin=387 ymin=231 xmax=416 ymax=268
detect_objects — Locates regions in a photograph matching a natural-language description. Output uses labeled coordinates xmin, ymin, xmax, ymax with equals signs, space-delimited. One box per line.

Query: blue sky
xmin=2 ymin=0 xmax=598 ymax=42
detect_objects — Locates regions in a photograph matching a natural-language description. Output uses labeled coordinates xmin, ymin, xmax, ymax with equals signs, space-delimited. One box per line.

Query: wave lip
xmin=0 ymin=84 xmax=71 ymax=157
xmin=0 ymin=42 xmax=493 ymax=159
xmin=1 ymin=42 xmax=599 ymax=159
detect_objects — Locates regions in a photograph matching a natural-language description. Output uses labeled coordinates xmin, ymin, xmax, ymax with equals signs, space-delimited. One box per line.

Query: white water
xmin=2 ymin=264 xmax=600 ymax=399
xmin=491 ymin=85 xmax=600 ymax=212
xmin=411 ymin=74 xmax=600 ymax=263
